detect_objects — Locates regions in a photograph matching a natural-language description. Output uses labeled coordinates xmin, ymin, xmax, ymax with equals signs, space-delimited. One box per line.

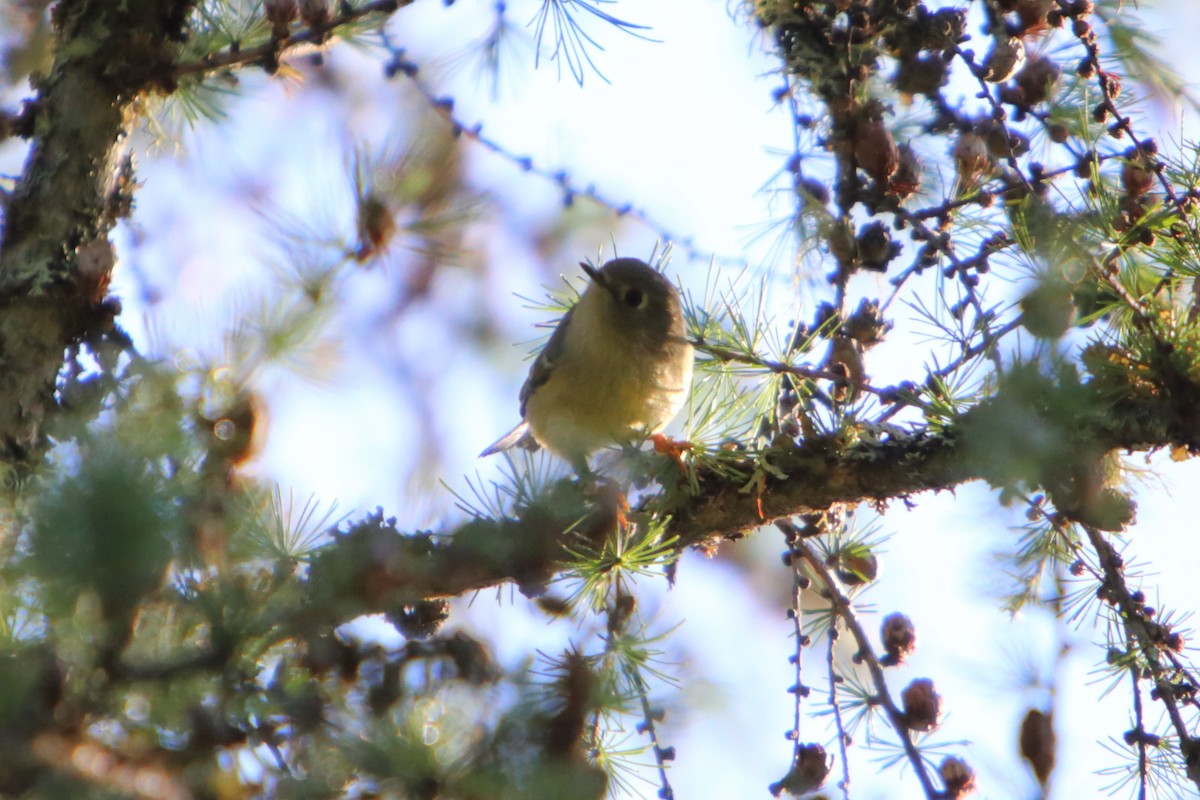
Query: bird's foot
xmin=651 ymin=434 xmax=693 ymax=476
xmin=580 ymin=475 xmax=630 ymax=539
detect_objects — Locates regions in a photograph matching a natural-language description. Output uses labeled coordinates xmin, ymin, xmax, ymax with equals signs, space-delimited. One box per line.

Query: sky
xmin=6 ymin=0 xmax=1200 ymax=797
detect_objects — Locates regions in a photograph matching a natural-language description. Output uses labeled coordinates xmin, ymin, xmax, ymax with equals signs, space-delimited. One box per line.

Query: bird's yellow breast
xmin=523 ymin=289 xmax=692 ymax=463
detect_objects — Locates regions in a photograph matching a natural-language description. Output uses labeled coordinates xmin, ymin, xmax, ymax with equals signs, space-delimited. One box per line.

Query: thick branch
xmin=306 ymin=366 xmax=1200 ymax=612
xmin=0 ymin=0 xmax=196 ymax=468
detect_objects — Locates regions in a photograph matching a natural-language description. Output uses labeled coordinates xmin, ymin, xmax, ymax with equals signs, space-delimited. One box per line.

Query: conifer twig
xmin=174 ymin=0 xmax=412 ymax=78
xmin=374 ymin=35 xmax=746 ymax=267
xmin=777 ymin=519 xmax=939 ymax=799
xmin=1081 ymin=524 xmax=1200 ymax=795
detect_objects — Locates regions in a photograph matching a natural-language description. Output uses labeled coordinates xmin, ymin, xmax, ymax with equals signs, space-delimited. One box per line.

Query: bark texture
xmin=0 ymin=0 xmax=193 ymax=471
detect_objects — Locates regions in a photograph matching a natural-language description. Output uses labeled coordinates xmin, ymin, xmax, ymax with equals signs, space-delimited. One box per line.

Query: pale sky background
xmin=5 ymin=0 xmax=1200 ymax=797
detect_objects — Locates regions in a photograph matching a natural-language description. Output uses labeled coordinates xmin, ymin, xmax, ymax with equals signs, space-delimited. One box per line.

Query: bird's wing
xmin=518 ymin=306 xmax=575 ymax=417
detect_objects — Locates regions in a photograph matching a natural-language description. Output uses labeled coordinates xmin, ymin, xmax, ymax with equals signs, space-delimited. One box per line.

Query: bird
xmin=481 ymin=257 xmax=694 ymax=473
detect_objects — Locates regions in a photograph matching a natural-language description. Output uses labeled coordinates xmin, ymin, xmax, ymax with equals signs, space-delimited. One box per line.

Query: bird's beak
xmin=580 ymin=262 xmax=621 ymax=302
xmin=580 ymin=262 xmax=604 ymax=286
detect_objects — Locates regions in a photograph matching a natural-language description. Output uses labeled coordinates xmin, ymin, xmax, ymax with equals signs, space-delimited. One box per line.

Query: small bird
xmin=482 ymin=257 xmax=694 ymax=472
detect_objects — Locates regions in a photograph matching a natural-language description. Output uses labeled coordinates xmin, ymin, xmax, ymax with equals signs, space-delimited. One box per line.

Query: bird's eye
xmin=622 ymin=287 xmax=646 ymax=308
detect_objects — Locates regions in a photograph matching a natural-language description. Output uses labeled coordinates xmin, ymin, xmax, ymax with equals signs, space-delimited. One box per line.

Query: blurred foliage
xmin=3 ymin=0 xmax=1200 ymax=798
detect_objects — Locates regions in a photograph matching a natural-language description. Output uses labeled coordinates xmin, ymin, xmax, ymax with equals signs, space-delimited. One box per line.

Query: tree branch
xmin=304 ymin=362 xmax=1200 ymax=613
xmin=0 ymin=0 xmax=197 ymax=470
xmin=173 ymin=0 xmax=411 ymax=79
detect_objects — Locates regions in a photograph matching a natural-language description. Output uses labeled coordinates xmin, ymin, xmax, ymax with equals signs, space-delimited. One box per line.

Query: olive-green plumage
xmin=482 ymin=258 xmax=694 ymax=471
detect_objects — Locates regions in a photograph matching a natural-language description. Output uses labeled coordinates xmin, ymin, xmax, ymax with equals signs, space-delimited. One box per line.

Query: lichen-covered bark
xmin=0 ymin=0 xmax=194 ymax=470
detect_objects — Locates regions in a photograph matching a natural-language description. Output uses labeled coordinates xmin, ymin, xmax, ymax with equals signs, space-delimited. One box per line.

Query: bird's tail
xmin=480 ymin=422 xmax=539 ymax=457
